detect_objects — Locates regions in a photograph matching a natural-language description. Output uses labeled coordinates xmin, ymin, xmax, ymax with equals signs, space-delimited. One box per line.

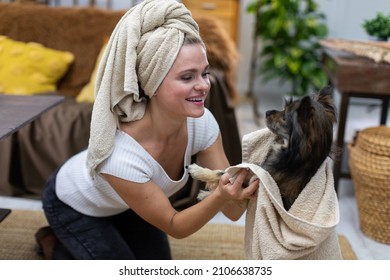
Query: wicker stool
xmin=349 ymin=125 xmax=390 ymax=244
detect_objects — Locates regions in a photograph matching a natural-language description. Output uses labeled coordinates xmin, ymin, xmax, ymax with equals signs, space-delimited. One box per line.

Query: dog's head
xmin=265 ymin=86 xmax=337 ymax=157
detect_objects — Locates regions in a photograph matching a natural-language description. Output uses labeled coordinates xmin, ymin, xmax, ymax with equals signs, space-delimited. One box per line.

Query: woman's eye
xmin=202 ymin=71 xmax=210 ymax=77
xmin=181 ymin=76 xmax=193 ymax=81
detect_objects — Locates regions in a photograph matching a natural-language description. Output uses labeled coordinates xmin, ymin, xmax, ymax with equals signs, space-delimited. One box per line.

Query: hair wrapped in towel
xmin=87 ymin=0 xmax=203 ymax=176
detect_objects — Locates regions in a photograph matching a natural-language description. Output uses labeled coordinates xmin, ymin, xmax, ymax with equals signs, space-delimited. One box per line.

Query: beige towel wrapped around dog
xmin=87 ymin=0 xmax=202 ymax=176
xmin=226 ymin=128 xmax=342 ymax=260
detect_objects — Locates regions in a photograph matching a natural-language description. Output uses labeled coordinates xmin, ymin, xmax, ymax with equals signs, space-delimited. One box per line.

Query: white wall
xmin=236 ymin=0 xmax=390 ymax=97
xmin=318 ymin=0 xmax=390 ymax=40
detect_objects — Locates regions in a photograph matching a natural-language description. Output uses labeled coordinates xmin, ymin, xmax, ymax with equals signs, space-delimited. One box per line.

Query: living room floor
xmin=1 ymin=89 xmax=389 ymax=260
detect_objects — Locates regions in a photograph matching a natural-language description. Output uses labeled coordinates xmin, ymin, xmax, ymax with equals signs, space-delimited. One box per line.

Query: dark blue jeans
xmin=42 ymin=170 xmax=172 ymax=260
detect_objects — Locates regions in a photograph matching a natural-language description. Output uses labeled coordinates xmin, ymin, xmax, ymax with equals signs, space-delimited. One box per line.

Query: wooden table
xmin=0 ymin=94 xmax=65 ymax=141
xmin=321 ymin=49 xmax=390 ymax=192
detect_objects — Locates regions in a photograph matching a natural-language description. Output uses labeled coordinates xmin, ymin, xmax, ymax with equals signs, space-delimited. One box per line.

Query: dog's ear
xmin=318 ymin=85 xmax=333 ymax=98
xmin=297 ymin=95 xmax=313 ymax=120
xmin=283 ymin=96 xmax=294 ymax=107
xmin=289 ymin=109 xmax=307 ymax=154
xmin=317 ymin=86 xmax=337 ymax=124
xmin=289 ymin=96 xmax=314 ymax=153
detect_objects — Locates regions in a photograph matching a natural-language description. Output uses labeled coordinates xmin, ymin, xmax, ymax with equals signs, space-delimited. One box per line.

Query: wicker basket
xmin=348 ymin=126 xmax=390 ymax=244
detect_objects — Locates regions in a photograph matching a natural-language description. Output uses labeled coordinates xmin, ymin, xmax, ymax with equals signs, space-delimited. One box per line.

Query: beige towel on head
xmin=226 ymin=128 xmax=342 ymax=260
xmin=87 ymin=0 xmax=202 ymax=176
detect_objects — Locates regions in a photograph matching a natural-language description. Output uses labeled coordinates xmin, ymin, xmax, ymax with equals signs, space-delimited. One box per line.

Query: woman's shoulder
xmin=113 ymin=130 xmax=151 ymax=158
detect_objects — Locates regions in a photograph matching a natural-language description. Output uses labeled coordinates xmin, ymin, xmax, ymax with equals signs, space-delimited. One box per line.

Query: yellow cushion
xmin=0 ymin=36 xmax=74 ymax=95
xmin=76 ymin=42 xmax=107 ymax=103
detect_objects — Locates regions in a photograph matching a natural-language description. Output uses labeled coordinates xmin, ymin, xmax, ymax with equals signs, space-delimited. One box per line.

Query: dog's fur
xmin=187 ymin=86 xmax=337 ymax=210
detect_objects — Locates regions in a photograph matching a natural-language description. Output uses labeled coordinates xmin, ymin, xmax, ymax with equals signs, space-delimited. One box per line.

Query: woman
xmin=36 ymin=0 xmax=258 ymax=260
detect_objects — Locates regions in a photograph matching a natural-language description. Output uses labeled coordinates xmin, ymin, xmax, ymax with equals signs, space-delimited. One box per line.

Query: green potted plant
xmin=362 ymin=12 xmax=390 ymax=41
xmin=247 ymin=0 xmax=329 ymax=97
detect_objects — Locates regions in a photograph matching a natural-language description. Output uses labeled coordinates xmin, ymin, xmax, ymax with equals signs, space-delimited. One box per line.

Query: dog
xmin=187 ymin=86 xmax=337 ymax=210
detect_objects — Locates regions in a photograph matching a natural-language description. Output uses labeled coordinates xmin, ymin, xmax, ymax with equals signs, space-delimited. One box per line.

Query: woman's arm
xmin=103 ymin=168 xmax=257 ymax=239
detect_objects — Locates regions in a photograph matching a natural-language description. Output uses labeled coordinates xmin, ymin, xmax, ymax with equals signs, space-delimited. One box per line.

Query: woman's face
xmin=153 ymin=43 xmax=210 ymax=119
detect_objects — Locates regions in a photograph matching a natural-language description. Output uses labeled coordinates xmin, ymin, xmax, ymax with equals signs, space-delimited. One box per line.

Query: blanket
xmin=226 ymin=128 xmax=342 ymax=260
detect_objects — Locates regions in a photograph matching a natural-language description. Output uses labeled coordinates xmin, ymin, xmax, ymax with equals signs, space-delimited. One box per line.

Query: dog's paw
xmin=186 ymin=163 xmax=205 ymax=178
xmin=186 ymin=164 xmax=224 ymax=184
xmin=186 ymin=164 xmax=225 ymax=194
xmin=197 ymin=190 xmax=211 ymax=201
xmin=186 ymin=164 xmax=216 ymax=201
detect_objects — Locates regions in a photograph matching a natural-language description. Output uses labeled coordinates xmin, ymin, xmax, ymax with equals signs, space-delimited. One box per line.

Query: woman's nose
xmin=195 ymin=76 xmax=210 ymax=91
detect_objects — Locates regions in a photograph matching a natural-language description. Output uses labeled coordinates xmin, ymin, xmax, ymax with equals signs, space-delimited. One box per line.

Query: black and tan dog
xmin=188 ymin=86 xmax=337 ymax=210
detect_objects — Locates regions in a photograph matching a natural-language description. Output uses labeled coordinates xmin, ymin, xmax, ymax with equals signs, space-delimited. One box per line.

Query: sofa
xmin=0 ymin=2 xmax=242 ymax=208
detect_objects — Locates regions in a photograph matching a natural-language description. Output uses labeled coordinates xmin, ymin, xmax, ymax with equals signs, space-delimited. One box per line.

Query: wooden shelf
xmin=182 ymin=0 xmax=239 ymax=43
xmin=321 ymin=48 xmax=390 ymax=192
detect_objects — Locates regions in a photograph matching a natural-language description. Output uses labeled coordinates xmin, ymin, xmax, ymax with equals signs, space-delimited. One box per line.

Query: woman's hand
xmin=216 ymin=168 xmax=259 ymax=201
xmin=215 ymin=168 xmax=259 ymax=221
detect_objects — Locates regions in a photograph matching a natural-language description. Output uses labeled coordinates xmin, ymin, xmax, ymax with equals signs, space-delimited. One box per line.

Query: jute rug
xmin=0 ymin=210 xmax=357 ymax=260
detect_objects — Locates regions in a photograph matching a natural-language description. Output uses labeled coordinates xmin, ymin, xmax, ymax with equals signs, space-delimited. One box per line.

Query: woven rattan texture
xmin=0 ymin=210 xmax=356 ymax=260
xmin=349 ymin=125 xmax=390 ymax=244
